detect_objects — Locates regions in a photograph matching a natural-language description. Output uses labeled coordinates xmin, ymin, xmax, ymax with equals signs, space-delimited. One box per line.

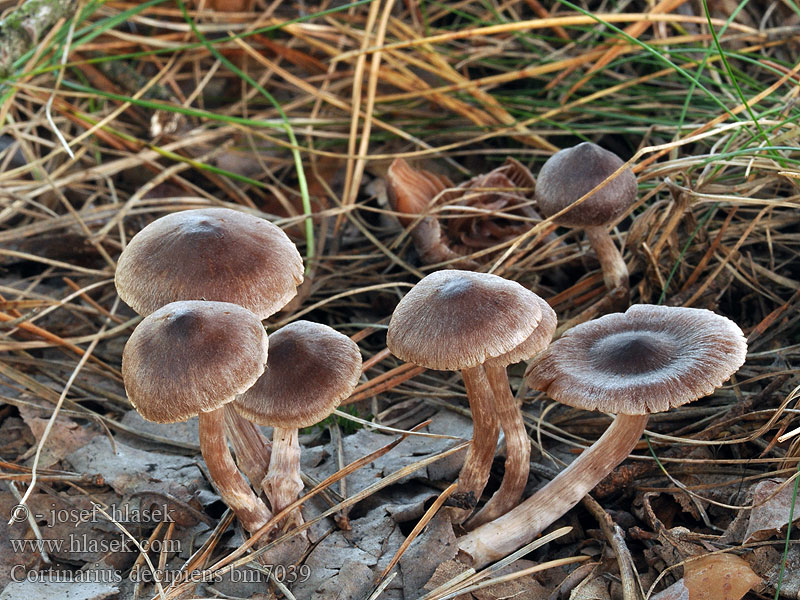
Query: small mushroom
xmin=457 ymin=304 xmax=747 ymax=567
xmin=387 ymin=269 xmax=543 ymax=523
xmin=115 ymin=207 xmax=303 ymax=319
xmin=535 ymin=142 xmax=637 ymax=292
xmin=122 ymin=300 xmax=271 ymax=534
xmin=464 ymin=295 xmax=557 ymax=529
xmin=385 ymin=158 xmax=540 ymax=268
xmin=234 ymin=321 xmax=362 ymax=526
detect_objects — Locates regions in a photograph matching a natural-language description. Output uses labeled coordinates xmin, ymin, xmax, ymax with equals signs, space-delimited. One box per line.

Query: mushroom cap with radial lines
xmin=487 ymin=294 xmax=556 ymax=367
xmin=234 ymin=321 xmax=362 ymax=429
xmin=525 ymin=304 xmax=747 ymax=415
xmin=386 ymin=270 xmax=543 ymax=371
xmin=122 ymin=300 xmax=269 ymax=423
xmin=535 ymin=142 xmax=637 ymax=228
xmin=115 ymin=207 xmax=303 ymax=318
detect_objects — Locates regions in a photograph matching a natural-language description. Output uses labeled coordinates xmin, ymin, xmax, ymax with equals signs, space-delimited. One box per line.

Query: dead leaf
xmin=19 ymin=404 xmax=99 ymax=469
xmin=683 ymin=554 xmax=762 ymax=600
xmin=0 ymin=580 xmax=119 ymax=600
xmin=651 ymin=579 xmax=690 ymax=600
xmin=744 ymin=478 xmax=800 ymax=543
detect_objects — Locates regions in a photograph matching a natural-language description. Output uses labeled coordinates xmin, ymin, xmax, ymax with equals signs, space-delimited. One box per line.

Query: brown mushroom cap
xmin=535 ymin=142 xmax=637 ymax=228
xmin=487 ymin=294 xmax=556 ymax=367
xmin=115 ymin=207 xmax=303 ymax=318
xmin=122 ymin=300 xmax=269 ymax=423
xmin=526 ymin=304 xmax=747 ymax=415
xmin=387 ymin=270 xmax=543 ymax=371
xmin=234 ymin=321 xmax=362 ymax=429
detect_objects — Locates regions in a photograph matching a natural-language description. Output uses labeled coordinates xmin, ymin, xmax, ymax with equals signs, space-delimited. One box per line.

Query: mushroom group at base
xmin=387 ymin=269 xmax=553 ymax=524
xmin=457 ymin=304 xmax=747 ymax=568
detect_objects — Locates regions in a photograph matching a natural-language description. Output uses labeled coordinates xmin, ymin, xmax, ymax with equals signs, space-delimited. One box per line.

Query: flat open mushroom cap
xmin=526 ymin=304 xmax=747 ymax=415
xmin=234 ymin=321 xmax=362 ymax=429
xmin=122 ymin=300 xmax=269 ymax=423
xmin=387 ymin=270 xmax=543 ymax=371
xmin=115 ymin=207 xmax=303 ymax=318
xmin=488 ymin=294 xmax=557 ymax=367
xmin=535 ymin=142 xmax=637 ymax=228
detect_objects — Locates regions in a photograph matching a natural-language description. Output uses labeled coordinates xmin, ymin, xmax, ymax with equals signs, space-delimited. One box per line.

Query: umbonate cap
xmin=535 ymin=142 xmax=637 ymax=228
xmin=122 ymin=300 xmax=269 ymax=423
xmin=234 ymin=321 xmax=362 ymax=429
xmin=525 ymin=304 xmax=747 ymax=415
xmin=387 ymin=270 xmax=543 ymax=371
xmin=488 ymin=294 xmax=556 ymax=367
xmin=115 ymin=207 xmax=303 ymax=319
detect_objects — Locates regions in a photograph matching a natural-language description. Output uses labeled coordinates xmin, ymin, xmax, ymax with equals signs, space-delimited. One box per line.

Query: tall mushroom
xmin=457 ymin=304 xmax=747 ymax=567
xmin=464 ymin=295 xmax=557 ymax=529
xmin=234 ymin=321 xmax=362 ymax=526
xmin=122 ymin=300 xmax=271 ymax=534
xmin=115 ymin=206 xmax=304 ymax=485
xmin=387 ymin=269 xmax=544 ymax=523
xmin=535 ymin=142 xmax=637 ymax=293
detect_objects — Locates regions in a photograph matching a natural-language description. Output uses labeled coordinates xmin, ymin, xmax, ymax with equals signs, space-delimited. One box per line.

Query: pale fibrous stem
xmin=262 ymin=427 xmax=305 ymax=527
xmin=457 ymin=413 xmax=649 ymax=568
xmin=223 ymin=403 xmax=272 ymax=486
xmin=465 ymin=362 xmax=530 ymax=529
xmin=584 ymin=224 xmax=629 ymax=292
xmin=450 ymin=365 xmax=500 ymax=524
xmin=198 ymin=409 xmax=272 ymax=534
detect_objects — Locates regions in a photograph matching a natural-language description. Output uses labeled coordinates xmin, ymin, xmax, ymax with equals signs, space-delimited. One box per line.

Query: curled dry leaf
xmin=385 ymin=158 xmax=540 ymax=268
xmin=683 ymin=554 xmax=762 ymax=600
xmin=744 ymin=477 xmax=800 ymax=543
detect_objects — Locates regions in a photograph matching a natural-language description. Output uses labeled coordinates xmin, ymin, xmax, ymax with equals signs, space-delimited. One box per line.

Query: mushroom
xmin=464 ymin=295 xmax=557 ymax=529
xmin=535 ymin=142 xmax=637 ymax=292
xmin=457 ymin=304 xmax=747 ymax=567
xmin=115 ymin=207 xmax=303 ymax=319
xmin=234 ymin=320 xmax=362 ymax=526
xmin=386 ymin=269 xmax=543 ymax=523
xmin=115 ymin=206 xmax=304 ymax=488
xmin=385 ymin=158 xmax=540 ymax=268
xmin=121 ymin=300 xmax=272 ymax=534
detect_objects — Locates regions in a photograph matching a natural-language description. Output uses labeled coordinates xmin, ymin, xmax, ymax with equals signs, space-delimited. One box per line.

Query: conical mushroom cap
xmin=122 ymin=301 xmax=269 ymax=423
xmin=525 ymin=304 xmax=747 ymax=415
xmin=234 ymin=321 xmax=362 ymax=429
xmin=115 ymin=207 xmax=303 ymax=318
xmin=488 ymin=294 xmax=556 ymax=367
xmin=535 ymin=142 xmax=637 ymax=228
xmin=387 ymin=270 xmax=543 ymax=371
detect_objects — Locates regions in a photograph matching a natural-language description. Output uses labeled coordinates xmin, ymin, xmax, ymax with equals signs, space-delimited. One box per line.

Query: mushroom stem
xmin=464 ymin=363 xmax=530 ymax=529
xmin=452 ymin=365 xmax=501 ymax=524
xmin=223 ymin=404 xmax=272 ymax=487
xmin=198 ymin=410 xmax=273 ymax=534
xmin=262 ymin=426 xmax=305 ymax=526
xmin=584 ymin=225 xmax=628 ymax=292
xmin=457 ymin=412 xmax=648 ymax=568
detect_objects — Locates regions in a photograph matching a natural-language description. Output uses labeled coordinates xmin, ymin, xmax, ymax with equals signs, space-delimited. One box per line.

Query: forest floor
xmin=0 ymin=0 xmax=799 ymax=599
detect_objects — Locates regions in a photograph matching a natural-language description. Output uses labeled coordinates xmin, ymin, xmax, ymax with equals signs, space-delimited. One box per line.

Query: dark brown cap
xmin=122 ymin=300 xmax=269 ymax=423
xmin=535 ymin=142 xmax=637 ymax=228
xmin=234 ymin=321 xmax=362 ymax=429
xmin=387 ymin=270 xmax=543 ymax=371
xmin=115 ymin=207 xmax=303 ymax=318
xmin=526 ymin=304 xmax=747 ymax=415
xmin=488 ymin=294 xmax=556 ymax=367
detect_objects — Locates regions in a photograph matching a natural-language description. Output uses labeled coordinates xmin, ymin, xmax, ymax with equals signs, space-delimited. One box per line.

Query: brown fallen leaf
xmin=683 ymin=554 xmax=762 ymax=600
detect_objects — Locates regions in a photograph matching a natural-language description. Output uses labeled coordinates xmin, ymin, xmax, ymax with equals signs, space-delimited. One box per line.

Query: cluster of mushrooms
xmin=115 ymin=142 xmax=748 ymax=573
xmin=115 ymin=208 xmax=362 ymax=537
